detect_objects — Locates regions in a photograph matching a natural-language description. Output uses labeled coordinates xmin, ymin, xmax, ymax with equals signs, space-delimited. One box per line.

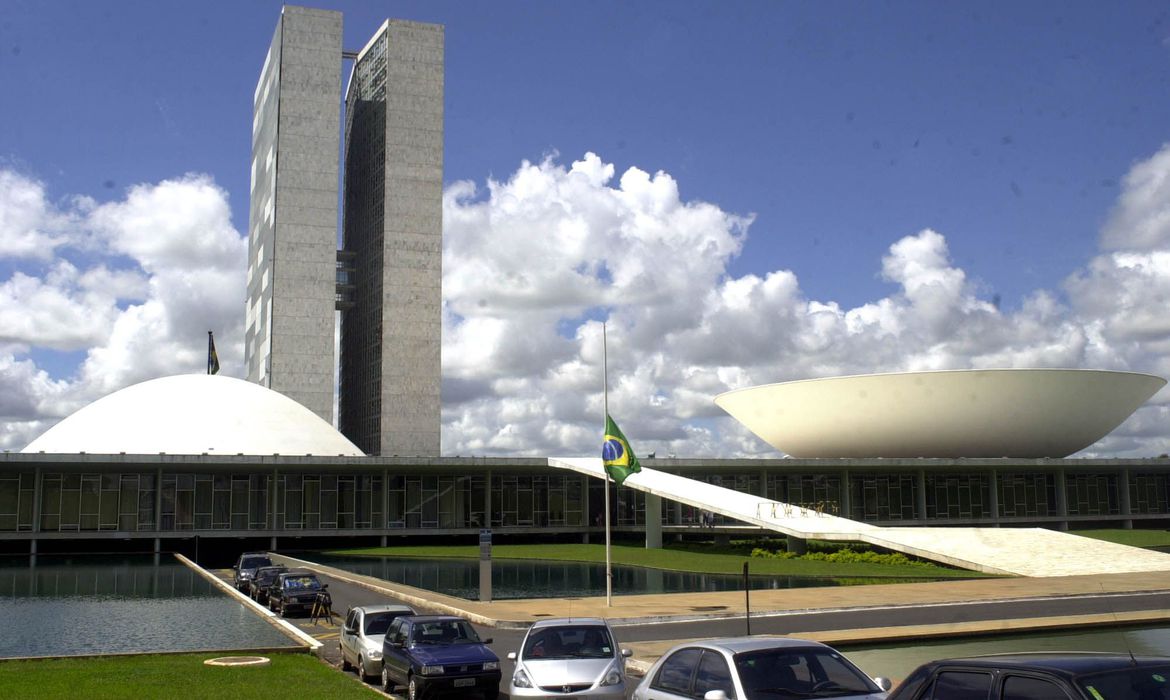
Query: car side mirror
xmin=622 ymin=648 xmax=633 ymax=658
xmin=703 ymin=691 xmax=729 ymax=700
xmin=343 ymin=626 xmax=354 ymax=635
xmin=507 ymin=652 xmax=516 ymax=661
xmin=874 ymin=677 xmax=893 ymax=691
xmin=482 ymin=638 xmax=493 ymax=645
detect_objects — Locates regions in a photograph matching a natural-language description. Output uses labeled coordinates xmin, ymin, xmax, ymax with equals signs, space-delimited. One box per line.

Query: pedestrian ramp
xmin=548 ymin=457 xmax=1170 ymax=577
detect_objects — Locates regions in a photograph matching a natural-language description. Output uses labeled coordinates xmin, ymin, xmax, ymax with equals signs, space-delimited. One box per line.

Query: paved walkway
xmin=549 ymin=458 xmax=1170 ymax=576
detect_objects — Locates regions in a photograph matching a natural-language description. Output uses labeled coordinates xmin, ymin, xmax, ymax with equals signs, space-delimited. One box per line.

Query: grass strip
xmin=324 ymin=543 xmax=989 ymax=579
xmin=0 ymin=652 xmax=379 ymax=699
xmin=1071 ymin=529 xmax=1170 ymax=548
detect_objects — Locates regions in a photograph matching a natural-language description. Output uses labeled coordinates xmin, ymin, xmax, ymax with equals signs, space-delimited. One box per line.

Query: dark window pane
xmin=930 ymin=671 xmax=992 ymax=700
xmin=1003 ymin=676 xmax=1070 ymax=700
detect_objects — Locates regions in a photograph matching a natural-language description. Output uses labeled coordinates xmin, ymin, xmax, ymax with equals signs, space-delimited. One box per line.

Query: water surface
xmin=0 ymin=554 xmax=297 ymax=658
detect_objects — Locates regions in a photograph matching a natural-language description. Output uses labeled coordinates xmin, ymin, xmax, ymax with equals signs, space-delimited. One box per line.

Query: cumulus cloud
xmin=4 ymin=145 xmax=1170 ymax=459
xmin=0 ymin=171 xmax=245 ymax=449
xmin=441 ymin=150 xmax=1170 ymax=459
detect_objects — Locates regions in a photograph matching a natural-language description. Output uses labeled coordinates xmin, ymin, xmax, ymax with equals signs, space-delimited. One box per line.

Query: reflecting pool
xmin=0 ymin=554 xmax=298 ymax=658
xmin=304 ymin=553 xmax=941 ymax=600
xmin=843 ymin=625 xmax=1170 ymax=682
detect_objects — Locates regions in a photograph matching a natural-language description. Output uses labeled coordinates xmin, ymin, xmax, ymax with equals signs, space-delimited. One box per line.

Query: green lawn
xmin=0 ymin=653 xmax=379 ymax=699
xmin=326 ymin=542 xmax=989 ymax=579
xmin=1071 ymin=529 xmax=1170 ymax=548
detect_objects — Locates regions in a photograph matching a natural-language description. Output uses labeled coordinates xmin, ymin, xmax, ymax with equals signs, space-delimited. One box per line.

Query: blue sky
xmin=2 ymin=1 xmax=1169 ymax=457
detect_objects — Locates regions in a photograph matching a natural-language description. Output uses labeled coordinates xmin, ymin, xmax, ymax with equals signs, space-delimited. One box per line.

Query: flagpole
xmin=603 ymin=322 xmax=612 ymax=607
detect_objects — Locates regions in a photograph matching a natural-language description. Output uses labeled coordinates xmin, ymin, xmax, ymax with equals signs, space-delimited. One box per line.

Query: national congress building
xmin=3 ymin=6 xmax=1170 ymax=557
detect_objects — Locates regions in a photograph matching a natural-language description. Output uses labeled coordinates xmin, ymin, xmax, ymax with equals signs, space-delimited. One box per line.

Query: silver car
xmin=507 ymin=617 xmax=632 ymax=698
xmin=631 ymin=637 xmax=891 ymax=700
xmin=339 ymin=604 xmax=416 ymax=683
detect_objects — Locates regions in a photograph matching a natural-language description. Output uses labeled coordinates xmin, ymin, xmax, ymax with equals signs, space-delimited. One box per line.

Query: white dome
xmin=23 ymin=374 xmax=364 ymax=456
xmin=715 ymin=368 xmax=1166 ymax=459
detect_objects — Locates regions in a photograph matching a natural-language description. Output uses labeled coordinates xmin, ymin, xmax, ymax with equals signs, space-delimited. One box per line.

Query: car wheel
xmin=359 ymin=656 xmax=376 ymax=683
xmin=408 ymin=674 xmax=422 ymax=700
xmin=382 ymin=666 xmax=394 ymax=692
xmin=341 ymin=652 xmax=352 ymax=672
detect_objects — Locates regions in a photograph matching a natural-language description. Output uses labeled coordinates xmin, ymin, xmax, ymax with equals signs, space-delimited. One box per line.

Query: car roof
xmin=528 ymin=617 xmax=608 ymax=630
xmin=351 ymin=604 xmax=415 ymax=616
xmin=254 ymin=565 xmax=286 ymax=573
xmin=673 ymin=637 xmax=833 ymax=655
xmin=278 ymin=569 xmax=316 ymax=577
xmin=402 ymin=615 xmax=467 ymax=623
xmin=925 ymin=652 xmax=1170 ymax=675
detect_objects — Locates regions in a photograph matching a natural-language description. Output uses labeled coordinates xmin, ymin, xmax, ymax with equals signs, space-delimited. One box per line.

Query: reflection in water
xmin=844 ymin=625 xmax=1170 ymax=682
xmin=307 ymin=554 xmax=939 ymax=600
xmin=0 ymin=555 xmax=297 ymax=658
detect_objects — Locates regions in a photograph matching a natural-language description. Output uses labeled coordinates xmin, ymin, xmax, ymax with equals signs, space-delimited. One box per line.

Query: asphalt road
xmin=222 ymin=566 xmax=1170 ymax=699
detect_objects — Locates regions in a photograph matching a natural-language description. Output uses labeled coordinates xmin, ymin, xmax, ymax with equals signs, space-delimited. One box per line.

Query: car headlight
xmin=512 ymin=668 xmax=533 ymax=688
xmin=420 ymin=665 xmax=444 ymax=676
xmin=599 ymin=664 xmax=623 ymax=687
xmin=483 ymin=661 xmax=499 ymax=671
xmin=369 ymin=649 xmax=382 ymax=660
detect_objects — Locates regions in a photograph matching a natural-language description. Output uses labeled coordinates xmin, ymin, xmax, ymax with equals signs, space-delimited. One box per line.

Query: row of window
xmin=2 ymin=470 xmax=1168 ymax=533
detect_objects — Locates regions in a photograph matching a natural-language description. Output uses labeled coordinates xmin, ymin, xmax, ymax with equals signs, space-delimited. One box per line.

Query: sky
xmin=1 ymin=1 xmax=1169 ymax=458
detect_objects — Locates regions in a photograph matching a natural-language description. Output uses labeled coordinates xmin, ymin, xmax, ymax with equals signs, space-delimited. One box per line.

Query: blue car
xmin=381 ymin=615 xmax=501 ymax=700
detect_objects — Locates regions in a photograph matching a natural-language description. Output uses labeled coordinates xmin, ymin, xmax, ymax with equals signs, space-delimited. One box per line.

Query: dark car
xmin=247 ymin=564 xmax=288 ymax=604
xmin=887 ymin=652 xmax=1170 ymax=700
xmin=381 ymin=615 xmax=501 ymax=700
xmin=269 ymin=570 xmax=325 ymax=617
xmin=232 ymin=552 xmax=273 ymax=592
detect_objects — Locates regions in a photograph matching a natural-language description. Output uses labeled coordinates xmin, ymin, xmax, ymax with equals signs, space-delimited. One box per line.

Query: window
xmin=694 ymin=651 xmax=737 ymax=699
xmin=929 ymin=671 xmax=992 ymax=700
xmin=1002 ymin=675 xmax=1070 ymax=700
xmin=654 ymin=648 xmax=702 ymax=695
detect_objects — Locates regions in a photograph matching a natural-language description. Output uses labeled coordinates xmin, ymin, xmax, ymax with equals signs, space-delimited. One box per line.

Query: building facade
xmin=245 ymin=8 xmax=444 ymax=457
xmin=340 ymin=20 xmax=444 ymax=457
xmin=245 ymin=6 xmax=342 ymax=424
xmin=5 ymin=454 xmax=1170 ymax=552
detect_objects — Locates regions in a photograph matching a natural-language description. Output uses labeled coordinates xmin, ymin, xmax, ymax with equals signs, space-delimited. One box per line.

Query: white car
xmin=339 ymin=604 xmax=416 ymax=683
xmin=631 ymin=637 xmax=891 ymax=700
xmin=507 ymin=617 xmax=632 ymax=698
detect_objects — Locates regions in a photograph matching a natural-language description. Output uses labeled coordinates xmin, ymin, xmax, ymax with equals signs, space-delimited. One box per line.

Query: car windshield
xmin=241 ymin=556 xmax=271 ymax=569
xmin=1077 ymin=665 xmax=1170 ymax=699
xmin=365 ymin=612 xmax=406 ymax=636
xmin=522 ymin=626 xmax=614 ymax=660
xmin=734 ymin=647 xmax=876 ymax=698
xmin=411 ymin=620 xmax=481 ymax=645
xmin=282 ymin=575 xmax=321 ymax=591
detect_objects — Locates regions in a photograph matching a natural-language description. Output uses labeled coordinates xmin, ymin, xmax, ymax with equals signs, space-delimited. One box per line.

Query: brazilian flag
xmin=602 ymin=414 xmax=641 ymax=486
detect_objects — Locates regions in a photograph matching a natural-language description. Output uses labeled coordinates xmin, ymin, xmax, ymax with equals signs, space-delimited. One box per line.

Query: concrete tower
xmin=339 ymin=20 xmax=444 ymax=456
xmin=245 ymin=6 xmax=342 ymax=424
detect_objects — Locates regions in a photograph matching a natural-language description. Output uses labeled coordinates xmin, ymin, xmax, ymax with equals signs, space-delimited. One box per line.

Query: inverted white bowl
xmin=714 ymin=369 xmax=1165 ymax=458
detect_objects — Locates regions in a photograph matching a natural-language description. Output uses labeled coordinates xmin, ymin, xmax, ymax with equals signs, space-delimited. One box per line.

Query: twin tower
xmin=244 ymin=6 xmax=443 ymax=457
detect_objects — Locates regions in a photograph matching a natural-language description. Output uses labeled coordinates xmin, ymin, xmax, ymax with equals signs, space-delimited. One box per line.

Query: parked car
xmin=269 ymin=570 xmax=325 ymax=617
xmin=885 ymin=652 xmax=1170 ymax=700
xmin=232 ymin=551 xmax=273 ymax=592
xmin=340 ymin=604 xmax=416 ymax=683
xmin=507 ymin=617 xmax=632 ymax=698
xmin=247 ymin=565 xmax=287 ymax=604
xmin=381 ymin=614 xmax=501 ymax=700
xmin=632 ymin=637 xmax=890 ymax=700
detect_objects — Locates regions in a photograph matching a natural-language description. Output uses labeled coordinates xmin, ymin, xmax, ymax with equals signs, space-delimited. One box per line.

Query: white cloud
xmin=0 ymin=171 xmax=245 ymax=450
xmin=0 ymin=170 xmax=73 ymax=259
xmin=4 ymin=145 xmax=1170 ymax=460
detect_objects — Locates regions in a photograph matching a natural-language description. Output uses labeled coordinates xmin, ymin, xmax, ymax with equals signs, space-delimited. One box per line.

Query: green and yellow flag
xmin=602 ymin=414 xmax=641 ymax=486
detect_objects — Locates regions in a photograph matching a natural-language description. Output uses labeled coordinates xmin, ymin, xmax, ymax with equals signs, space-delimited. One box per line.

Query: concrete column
xmin=1120 ymin=467 xmax=1133 ymax=529
xmin=841 ymin=471 xmax=852 ymax=520
xmin=644 ymin=493 xmax=662 ymax=549
xmin=270 ymin=467 xmax=279 ymax=530
xmin=582 ymin=472 xmax=591 ymax=544
xmin=270 ymin=535 xmax=278 ymax=551
xmin=155 ymin=468 xmax=163 ymax=533
xmin=1056 ymin=468 xmax=1069 ymax=530
xmin=916 ymin=469 xmax=928 ymax=522
xmin=31 ymin=466 xmax=42 ymax=533
xmin=787 ymin=537 xmax=807 ymax=555
xmin=988 ymin=469 xmax=1000 ymax=527
xmin=382 ymin=468 xmax=390 ymax=530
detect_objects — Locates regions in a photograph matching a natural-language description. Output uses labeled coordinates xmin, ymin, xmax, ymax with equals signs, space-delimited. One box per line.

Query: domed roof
xmin=715 ymin=368 xmax=1166 ymax=459
xmin=23 ymin=374 xmax=364 ymax=456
